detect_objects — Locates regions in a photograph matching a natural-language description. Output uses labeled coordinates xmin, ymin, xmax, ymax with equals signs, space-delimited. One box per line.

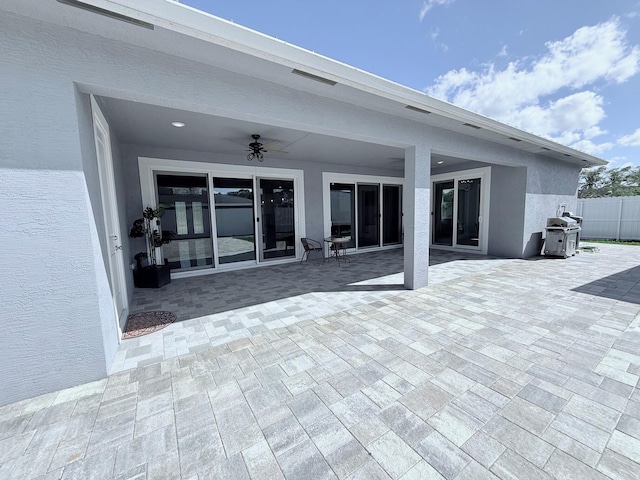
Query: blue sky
xmin=181 ymin=0 xmax=640 ymax=168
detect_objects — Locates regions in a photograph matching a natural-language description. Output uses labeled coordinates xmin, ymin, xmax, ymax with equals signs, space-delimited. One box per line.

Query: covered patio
xmin=116 ymin=249 xmax=514 ymax=373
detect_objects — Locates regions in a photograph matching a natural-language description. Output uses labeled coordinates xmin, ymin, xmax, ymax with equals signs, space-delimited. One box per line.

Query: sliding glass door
xmin=157 ymin=174 xmax=213 ymax=270
xmin=330 ymin=183 xmax=356 ymax=248
xmin=456 ymin=178 xmax=481 ymax=247
xmin=213 ymin=178 xmax=255 ymax=264
xmin=433 ymin=181 xmax=454 ymax=246
xmin=383 ymin=185 xmax=402 ymax=246
xmin=142 ymin=158 xmax=304 ymax=276
xmin=358 ymin=184 xmax=380 ymax=248
xmin=258 ymin=179 xmax=296 ymax=261
xmin=326 ymin=176 xmax=403 ymax=252
xmin=431 ymin=168 xmax=489 ymax=253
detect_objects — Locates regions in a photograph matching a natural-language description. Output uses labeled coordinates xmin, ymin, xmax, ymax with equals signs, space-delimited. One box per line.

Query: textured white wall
xmin=488 ymin=166 xmax=527 ymax=258
xmin=0 ymin=170 xmax=110 ymax=405
xmin=523 ymin=159 xmax=581 ymax=257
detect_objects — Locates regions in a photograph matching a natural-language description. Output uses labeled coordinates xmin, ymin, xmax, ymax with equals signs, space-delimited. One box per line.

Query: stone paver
xmin=0 ymin=244 xmax=639 ymax=479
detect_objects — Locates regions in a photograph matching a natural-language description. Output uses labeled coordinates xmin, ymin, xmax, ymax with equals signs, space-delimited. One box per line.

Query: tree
xmin=578 ymin=166 xmax=606 ymax=198
xmin=579 ymin=165 xmax=640 ymax=198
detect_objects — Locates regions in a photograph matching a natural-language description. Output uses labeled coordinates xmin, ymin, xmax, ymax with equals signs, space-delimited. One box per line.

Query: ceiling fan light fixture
xmin=247 ymin=151 xmax=264 ymax=162
xmin=247 ymin=134 xmax=266 ymax=162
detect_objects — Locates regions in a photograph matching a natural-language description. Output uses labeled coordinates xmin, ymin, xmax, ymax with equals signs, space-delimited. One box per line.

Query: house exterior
xmin=0 ymin=0 xmax=607 ymax=406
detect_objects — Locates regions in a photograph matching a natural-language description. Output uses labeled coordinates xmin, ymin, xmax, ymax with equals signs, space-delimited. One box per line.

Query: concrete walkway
xmin=1 ymin=244 xmax=639 ymax=479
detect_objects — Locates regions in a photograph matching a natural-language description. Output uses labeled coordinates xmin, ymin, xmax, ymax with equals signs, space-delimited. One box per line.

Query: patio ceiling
xmin=98 ymin=96 xmax=471 ymax=172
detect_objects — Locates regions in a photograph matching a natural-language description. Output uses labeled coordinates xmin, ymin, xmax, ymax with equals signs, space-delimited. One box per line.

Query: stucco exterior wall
xmin=523 ymin=158 xmax=582 ymax=257
xmin=488 ymin=166 xmax=527 ymax=258
xmin=0 ymin=15 xmax=117 ymax=405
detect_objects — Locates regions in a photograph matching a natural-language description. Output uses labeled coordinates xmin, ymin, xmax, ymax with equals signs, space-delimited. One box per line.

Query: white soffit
xmin=4 ymin=0 xmax=607 ymax=166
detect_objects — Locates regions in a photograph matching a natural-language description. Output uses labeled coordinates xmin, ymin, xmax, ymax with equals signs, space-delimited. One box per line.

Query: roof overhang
xmin=3 ymin=0 xmax=608 ymax=167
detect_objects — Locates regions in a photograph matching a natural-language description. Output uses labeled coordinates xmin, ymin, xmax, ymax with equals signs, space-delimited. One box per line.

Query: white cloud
xmin=605 ymin=156 xmax=630 ymax=168
xmin=419 ymin=0 xmax=455 ymax=21
xmin=425 ymin=18 xmax=640 ymax=153
xmin=619 ymin=128 xmax=640 ymax=146
xmin=498 ymin=45 xmax=508 ymax=57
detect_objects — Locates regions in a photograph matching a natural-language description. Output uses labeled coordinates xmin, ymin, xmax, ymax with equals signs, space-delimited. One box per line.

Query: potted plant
xmin=129 ymin=205 xmax=175 ymax=288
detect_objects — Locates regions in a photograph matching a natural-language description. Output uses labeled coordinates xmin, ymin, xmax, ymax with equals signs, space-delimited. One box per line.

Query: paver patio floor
xmin=1 ymin=244 xmax=639 ymax=479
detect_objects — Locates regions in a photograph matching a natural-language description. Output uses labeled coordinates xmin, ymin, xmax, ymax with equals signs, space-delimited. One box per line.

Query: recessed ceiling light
xmin=171 ymin=121 xmax=185 ymax=128
xmin=437 ymin=161 xmax=444 ymax=165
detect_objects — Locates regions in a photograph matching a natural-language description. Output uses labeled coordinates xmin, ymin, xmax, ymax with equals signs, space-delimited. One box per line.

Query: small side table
xmin=324 ymin=236 xmax=351 ymax=265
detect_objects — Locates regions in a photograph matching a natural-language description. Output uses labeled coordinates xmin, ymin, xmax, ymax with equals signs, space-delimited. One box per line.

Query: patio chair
xmin=300 ymin=237 xmax=324 ymax=264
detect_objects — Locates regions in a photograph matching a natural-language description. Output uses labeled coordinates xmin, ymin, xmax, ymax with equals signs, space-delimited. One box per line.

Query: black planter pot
xmin=133 ymin=264 xmax=171 ymax=288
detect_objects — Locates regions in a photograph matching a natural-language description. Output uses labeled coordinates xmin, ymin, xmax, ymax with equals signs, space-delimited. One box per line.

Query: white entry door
xmin=91 ymin=96 xmax=127 ymax=335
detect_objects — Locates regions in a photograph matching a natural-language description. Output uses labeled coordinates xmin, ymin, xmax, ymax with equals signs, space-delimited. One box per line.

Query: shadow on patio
xmin=572 ymin=265 xmax=640 ymax=305
xmin=128 ymin=249 xmax=509 ymax=323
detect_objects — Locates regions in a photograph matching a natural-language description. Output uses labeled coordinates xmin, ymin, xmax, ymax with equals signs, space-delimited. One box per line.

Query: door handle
xmin=110 ymin=234 xmax=118 ymax=240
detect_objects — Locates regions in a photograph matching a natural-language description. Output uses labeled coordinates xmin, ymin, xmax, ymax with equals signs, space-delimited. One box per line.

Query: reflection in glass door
xmin=259 ymin=179 xmax=296 ymax=261
xmin=330 ymin=183 xmax=356 ymax=248
xmin=433 ymin=181 xmax=454 ymax=246
xmin=213 ymin=178 xmax=255 ymax=264
xmin=157 ymin=174 xmax=213 ymax=270
xmin=383 ymin=185 xmax=402 ymax=245
xmin=358 ymin=184 xmax=380 ymax=248
xmin=456 ymin=178 xmax=481 ymax=247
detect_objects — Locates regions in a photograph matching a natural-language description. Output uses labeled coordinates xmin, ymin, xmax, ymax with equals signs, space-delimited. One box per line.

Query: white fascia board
xmin=53 ymin=0 xmax=607 ymax=166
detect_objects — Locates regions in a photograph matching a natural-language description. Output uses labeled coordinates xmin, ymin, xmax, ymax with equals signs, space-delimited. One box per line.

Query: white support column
xmin=403 ymin=145 xmax=431 ymax=289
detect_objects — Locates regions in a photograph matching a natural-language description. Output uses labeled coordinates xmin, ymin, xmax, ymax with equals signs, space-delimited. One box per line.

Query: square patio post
xmin=403 ymin=145 xmax=430 ymax=289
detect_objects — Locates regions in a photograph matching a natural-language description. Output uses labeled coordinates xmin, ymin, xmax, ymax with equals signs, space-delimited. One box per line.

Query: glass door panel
xmin=156 ymin=174 xmax=213 ymax=271
xmin=456 ymin=178 xmax=481 ymax=247
xmin=383 ymin=185 xmax=402 ymax=245
xmin=433 ymin=181 xmax=454 ymax=246
xmin=357 ymin=184 xmax=380 ymax=248
xmin=259 ymin=179 xmax=295 ymax=261
xmin=213 ymin=178 xmax=255 ymax=264
xmin=330 ymin=183 xmax=356 ymax=248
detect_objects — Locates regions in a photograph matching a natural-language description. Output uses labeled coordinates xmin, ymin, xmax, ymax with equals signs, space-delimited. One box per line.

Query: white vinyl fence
xmin=576 ymin=196 xmax=640 ymax=241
